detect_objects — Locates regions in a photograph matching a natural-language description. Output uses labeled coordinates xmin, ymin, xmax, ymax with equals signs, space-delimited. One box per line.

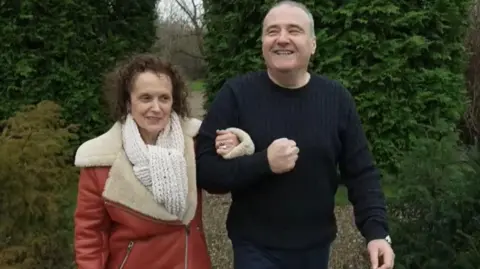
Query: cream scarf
xmin=121 ymin=112 xmax=188 ymax=219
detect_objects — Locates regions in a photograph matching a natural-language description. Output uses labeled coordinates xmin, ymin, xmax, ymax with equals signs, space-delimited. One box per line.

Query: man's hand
xmin=367 ymin=239 xmax=394 ymax=269
xmin=215 ymin=130 xmax=240 ymax=155
xmin=267 ymin=138 xmax=299 ymax=174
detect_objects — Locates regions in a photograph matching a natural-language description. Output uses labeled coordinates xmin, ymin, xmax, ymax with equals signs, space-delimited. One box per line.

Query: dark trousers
xmin=232 ymin=238 xmax=331 ymax=269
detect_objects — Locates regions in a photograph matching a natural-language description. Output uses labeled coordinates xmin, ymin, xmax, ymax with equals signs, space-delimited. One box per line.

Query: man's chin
xmin=271 ymin=65 xmax=297 ymax=73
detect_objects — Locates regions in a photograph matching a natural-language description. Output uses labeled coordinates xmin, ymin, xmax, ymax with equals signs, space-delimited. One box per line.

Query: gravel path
xmin=189 ymin=91 xmax=205 ymax=119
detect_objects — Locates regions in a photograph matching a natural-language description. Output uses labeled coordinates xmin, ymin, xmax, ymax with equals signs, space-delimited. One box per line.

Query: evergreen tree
xmin=202 ymin=0 xmax=471 ymax=174
xmin=0 ymin=0 xmax=159 ymax=143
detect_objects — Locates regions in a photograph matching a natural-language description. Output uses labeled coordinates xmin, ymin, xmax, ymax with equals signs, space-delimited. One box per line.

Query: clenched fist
xmin=267 ymin=138 xmax=299 ymax=174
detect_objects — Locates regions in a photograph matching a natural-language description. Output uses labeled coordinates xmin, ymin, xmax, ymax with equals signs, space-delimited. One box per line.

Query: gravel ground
xmin=202 ymin=193 xmax=370 ymax=269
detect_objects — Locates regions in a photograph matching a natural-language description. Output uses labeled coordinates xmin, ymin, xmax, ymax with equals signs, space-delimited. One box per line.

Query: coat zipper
xmin=184 ymin=224 xmax=190 ymax=269
xmin=119 ymin=241 xmax=134 ymax=269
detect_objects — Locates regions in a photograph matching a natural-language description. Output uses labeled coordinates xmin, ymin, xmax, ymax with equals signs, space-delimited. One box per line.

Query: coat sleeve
xmin=74 ymin=168 xmax=111 ymax=269
xmin=194 ymin=125 xmax=257 ymax=194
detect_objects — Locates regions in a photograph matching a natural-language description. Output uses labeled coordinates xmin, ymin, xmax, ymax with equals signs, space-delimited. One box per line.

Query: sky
xmin=156 ymin=0 xmax=203 ymax=22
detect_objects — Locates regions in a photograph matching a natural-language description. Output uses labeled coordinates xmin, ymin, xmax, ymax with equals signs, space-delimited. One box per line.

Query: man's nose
xmin=277 ymin=31 xmax=290 ymax=44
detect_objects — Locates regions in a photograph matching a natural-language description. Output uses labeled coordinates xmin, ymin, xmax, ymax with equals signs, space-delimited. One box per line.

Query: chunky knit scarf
xmin=121 ymin=112 xmax=188 ymax=219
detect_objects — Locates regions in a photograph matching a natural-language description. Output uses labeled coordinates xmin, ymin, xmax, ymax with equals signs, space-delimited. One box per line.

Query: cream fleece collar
xmin=74 ymin=117 xmax=255 ymax=224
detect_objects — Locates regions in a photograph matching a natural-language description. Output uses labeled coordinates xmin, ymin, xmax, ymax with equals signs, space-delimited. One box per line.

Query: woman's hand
xmin=215 ymin=129 xmax=240 ymax=156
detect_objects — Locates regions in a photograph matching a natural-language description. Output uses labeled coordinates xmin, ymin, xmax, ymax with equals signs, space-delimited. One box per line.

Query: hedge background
xmin=0 ymin=1 xmax=158 ymax=267
xmin=0 ymin=0 xmax=158 ymax=145
xmin=202 ymin=0 xmax=472 ymax=175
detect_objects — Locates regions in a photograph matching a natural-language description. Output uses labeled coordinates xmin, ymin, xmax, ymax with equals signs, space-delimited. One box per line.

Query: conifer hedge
xmin=0 ymin=1 xmax=158 ymax=267
xmin=0 ymin=0 xmax=158 ymax=143
xmin=202 ymin=0 xmax=472 ymax=174
xmin=386 ymin=125 xmax=480 ymax=269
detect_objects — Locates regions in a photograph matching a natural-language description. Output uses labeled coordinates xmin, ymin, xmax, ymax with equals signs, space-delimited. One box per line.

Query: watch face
xmin=385 ymin=235 xmax=392 ymax=244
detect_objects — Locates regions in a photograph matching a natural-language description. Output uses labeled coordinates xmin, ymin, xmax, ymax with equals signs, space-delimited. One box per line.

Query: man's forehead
xmin=263 ymin=5 xmax=310 ymax=27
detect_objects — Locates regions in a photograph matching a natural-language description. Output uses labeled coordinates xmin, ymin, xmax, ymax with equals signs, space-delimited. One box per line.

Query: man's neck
xmin=267 ymin=69 xmax=310 ymax=89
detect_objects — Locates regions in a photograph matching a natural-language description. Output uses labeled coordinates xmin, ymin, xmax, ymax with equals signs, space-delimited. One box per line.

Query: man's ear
xmin=311 ymin=39 xmax=317 ymax=55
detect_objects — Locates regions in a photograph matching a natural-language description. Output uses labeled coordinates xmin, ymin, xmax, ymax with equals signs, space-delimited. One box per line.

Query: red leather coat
xmin=73 ymin=118 xmax=254 ymax=269
xmin=75 ymin=167 xmax=211 ymax=269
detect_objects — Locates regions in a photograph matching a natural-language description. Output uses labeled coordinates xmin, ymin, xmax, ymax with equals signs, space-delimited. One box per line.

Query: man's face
xmin=261 ymin=4 xmax=316 ymax=73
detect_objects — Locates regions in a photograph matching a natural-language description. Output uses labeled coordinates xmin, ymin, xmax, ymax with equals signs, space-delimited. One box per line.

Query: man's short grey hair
xmin=264 ymin=0 xmax=316 ymax=37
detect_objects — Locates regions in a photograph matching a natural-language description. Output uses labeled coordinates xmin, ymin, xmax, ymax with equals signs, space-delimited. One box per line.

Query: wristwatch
xmin=385 ymin=235 xmax=392 ymax=244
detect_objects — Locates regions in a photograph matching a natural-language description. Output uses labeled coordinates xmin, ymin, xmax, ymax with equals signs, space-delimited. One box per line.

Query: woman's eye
xmin=140 ymin=95 xmax=151 ymax=101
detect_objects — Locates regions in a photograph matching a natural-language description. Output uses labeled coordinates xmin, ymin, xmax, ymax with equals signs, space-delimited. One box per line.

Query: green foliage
xmin=190 ymin=80 xmax=206 ymax=92
xmin=202 ymin=0 xmax=268 ymax=107
xmin=203 ymin=0 xmax=471 ymax=174
xmin=0 ymin=101 xmax=79 ymax=269
xmin=0 ymin=0 xmax=158 ymax=144
xmin=386 ymin=127 xmax=480 ymax=269
xmin=462 ymin=1 xmax=480 ymax=144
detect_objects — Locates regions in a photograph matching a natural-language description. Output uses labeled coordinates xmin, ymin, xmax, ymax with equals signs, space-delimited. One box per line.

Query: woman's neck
xmin=140 ymin=130 xmax=159 ymax=145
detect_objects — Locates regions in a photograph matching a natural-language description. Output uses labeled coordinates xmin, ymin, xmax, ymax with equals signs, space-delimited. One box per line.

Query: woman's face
xmin=129 ymin=71 xmax=173 ymax=144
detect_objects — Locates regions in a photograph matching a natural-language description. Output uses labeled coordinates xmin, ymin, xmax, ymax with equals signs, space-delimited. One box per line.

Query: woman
xmin=73 ymin=53 xmax=255 ymax=269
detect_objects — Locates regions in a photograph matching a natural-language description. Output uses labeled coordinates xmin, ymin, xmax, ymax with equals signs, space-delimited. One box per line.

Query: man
xmin=195 ymin=1 xmax=395 ymax=269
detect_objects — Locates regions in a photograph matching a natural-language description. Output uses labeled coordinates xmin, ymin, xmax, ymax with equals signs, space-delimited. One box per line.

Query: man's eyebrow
xmin=287 ymin=24 xmax=303 ymax=30
xmin=265 ymin=23 xmax=303 ymax=28
xmin=264 ymin=25 xmax=279 ymax=30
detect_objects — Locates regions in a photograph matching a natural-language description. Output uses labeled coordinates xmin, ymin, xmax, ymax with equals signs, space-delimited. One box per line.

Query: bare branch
xmin=173 ymin=48 xmax=205 ymax=60
xmin=173 ymin=0 xmax=205 ymax=57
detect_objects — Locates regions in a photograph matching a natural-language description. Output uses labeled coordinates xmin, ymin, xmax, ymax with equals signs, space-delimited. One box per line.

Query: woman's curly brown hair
xmin=103 ymin=53 xmax=191 ymax=122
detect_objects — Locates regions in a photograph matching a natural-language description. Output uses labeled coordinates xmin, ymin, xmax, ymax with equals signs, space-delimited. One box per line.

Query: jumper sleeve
xmin=195 ymin=82 xmax=272 ymax=194
xmin=338 ymin=88 xmax=390 ymax=243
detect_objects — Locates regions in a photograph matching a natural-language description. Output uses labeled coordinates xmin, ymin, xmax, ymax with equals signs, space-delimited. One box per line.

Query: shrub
xmin=0 ymin=101 xmax=78 ymax=269
xmin=202 ymin=0 xmax=471 ymax=174
xmin=387 ymin=125 xmax=480 ymax=269
xmin=0 ymin=0 xmax=158 ymax=144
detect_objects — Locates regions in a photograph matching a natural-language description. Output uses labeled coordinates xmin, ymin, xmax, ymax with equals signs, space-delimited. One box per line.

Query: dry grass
xmin=189 ymin=91 xmax=370 ymax=269
xmin=201 ymin=193 xmax=370 ymax=269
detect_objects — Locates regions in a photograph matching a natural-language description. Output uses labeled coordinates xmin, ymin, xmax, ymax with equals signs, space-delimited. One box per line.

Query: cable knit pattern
xmin=122 ymin=112 xmax=188 ymax=220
